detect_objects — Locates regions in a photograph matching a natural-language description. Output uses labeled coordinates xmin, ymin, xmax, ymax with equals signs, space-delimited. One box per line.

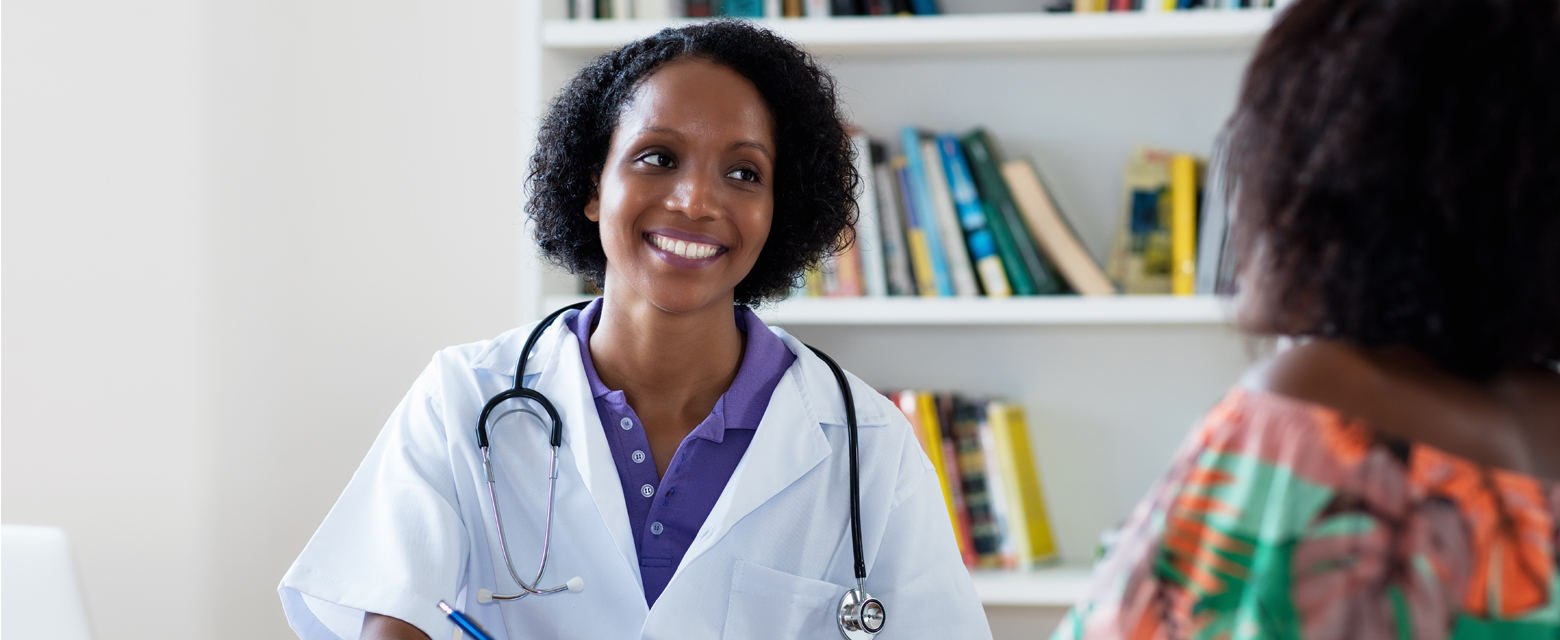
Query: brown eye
xmin=726 ymin=167 xmax=760 ymax=182
xmin=639 ymin=153 xmax=675 ymax=168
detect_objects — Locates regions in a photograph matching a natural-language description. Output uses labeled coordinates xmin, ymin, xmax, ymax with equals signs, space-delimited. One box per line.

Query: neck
xmin=587 ymin=280 xmax=745 ymax=418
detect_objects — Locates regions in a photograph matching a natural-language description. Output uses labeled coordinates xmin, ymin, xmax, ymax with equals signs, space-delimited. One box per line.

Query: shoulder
xmin=1241 ymin=340 xmax=1383 ymax=413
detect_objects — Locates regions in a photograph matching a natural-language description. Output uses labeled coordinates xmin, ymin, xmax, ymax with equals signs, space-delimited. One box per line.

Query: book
xmin=1169 ymin=153 xmax=1200 ymax=296
xmin=938 ymin=133 xmax=1013 ymax=298
xmin=900 ymin=129 xmax=955 ymax=296
xmin=826 ymin=239 xmax=865 ymax=297
xmin=806 ymin=0 xmax=830 ymax=16
xmin=949 ymin=395 xmax=1003 ymax=567
xmin=895 ymin=391 xmax=968 ymax=560
xmin=875 ymin=162 xmax=917 ymax=296
xmin=571 ymin=0 xmax=593 ymax=19
xmin=909 ymin=0 xmax=938 ymax=13
xmin=987 ymin=401 xmax=1058 ymax=566
xmin=850 ymin=133 xmax=889 ymax=297
xmin=613 ymin=0 xmax=632 ymax=19
xmin=1196 ymin=133 xmax=1237 ymax=295
xmin=1108 ymin=146 xmax=1177 ymax=294
xmin=894 ymin=159 xmax=939 ymax=297
xmin=783 ymin=0 xmax=803 ymax=17
xmin=920 ymin=138 xmax=982 ymax=297
xmin=960 ymin=130 xmax=1067 ymax=295
xmin=723 ymin=0 xmax=763 ymax=16
xmin=975 ymin=402 xmax=1017 ymax=568
xmin=685 ymin=0 xmax=713 ymax=16
xmin=1001 ymin=159 xmax=1118 ymax=296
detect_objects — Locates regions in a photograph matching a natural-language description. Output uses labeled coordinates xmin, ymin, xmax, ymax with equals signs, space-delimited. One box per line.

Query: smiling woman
xmin=277 ymin=19 xmax=992 ymax=640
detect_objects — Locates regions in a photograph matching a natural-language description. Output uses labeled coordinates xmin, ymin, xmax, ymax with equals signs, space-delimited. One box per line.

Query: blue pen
xmin=438 ymin=601 xmax=495 ymax=640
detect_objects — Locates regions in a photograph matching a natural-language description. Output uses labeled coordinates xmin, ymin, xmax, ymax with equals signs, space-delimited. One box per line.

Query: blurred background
xmin=6 ymin=1 xmax=525 ymax=638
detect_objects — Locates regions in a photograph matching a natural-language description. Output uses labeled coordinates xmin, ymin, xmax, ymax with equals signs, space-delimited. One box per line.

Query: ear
xmin=583 ymin=176 xmax=602 ymax=222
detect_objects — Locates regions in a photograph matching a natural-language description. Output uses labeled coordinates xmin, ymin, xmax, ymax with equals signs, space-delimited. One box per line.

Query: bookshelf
xmin=518 ymin=5 xmax=1272 ymax=630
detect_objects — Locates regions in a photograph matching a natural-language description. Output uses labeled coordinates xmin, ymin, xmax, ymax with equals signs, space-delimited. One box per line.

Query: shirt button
xmin=631 ymin=450 xmax=646 ymax=464
xmin=650 ymin=521 xmax=664 ymax=535
xmin=640 ymin=484 xmax=655 ymax=498
xmin=620 ymin=417 xmax=633 ymax=430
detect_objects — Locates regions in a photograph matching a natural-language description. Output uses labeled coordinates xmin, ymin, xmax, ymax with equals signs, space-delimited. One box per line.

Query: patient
xmin=1055 ymin=0 xmax=1560 ymax=637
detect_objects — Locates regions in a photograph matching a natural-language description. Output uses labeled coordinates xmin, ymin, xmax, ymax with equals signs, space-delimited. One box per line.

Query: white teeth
xmin=650 ymin=234 xmax=719 ymax=260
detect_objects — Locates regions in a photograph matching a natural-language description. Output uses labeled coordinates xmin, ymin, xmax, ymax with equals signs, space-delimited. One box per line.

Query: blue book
xmin=937 ymin=133 xmax=1012 ymax=297
xmin=900 ymin=127 xmax=955 ymax=297
xmin=910 ymin=0 xmax=938 ymax=13
xmin=723 ymin=0 xmax=764 ymax=15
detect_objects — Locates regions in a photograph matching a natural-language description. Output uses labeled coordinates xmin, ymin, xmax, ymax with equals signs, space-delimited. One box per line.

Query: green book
xmin=960 ymin=129 xmax=1067 ymax=295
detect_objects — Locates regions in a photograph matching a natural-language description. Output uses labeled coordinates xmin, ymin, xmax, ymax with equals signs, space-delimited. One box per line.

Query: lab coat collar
xmin=670 ymin=329 xmax=894 ymax=579
xmin=468 ymin=314 xmax=896 ymax=597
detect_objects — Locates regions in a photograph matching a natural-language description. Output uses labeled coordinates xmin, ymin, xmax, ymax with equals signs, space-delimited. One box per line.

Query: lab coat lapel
xmin=673 ymin=357 xmax=831 ymax=574
xmin=526 ymin=319 xmax=644 ymax=588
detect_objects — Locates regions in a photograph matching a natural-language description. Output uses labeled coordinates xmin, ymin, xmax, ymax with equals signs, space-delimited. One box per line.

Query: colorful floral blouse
xmin=1054 ymin=388 xmax=1560 ymax=640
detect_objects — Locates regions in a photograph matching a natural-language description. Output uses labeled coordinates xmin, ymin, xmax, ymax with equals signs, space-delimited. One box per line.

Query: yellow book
xmin=988 ymin=401 xmax=1058 ymax=566
xmin=907 ymin=231 xmax=939 ymax=299
xmin=1170 ymin=154 xmax=1198 ymax=296
xmin=917 ymin=392 xmax=964 ymax=554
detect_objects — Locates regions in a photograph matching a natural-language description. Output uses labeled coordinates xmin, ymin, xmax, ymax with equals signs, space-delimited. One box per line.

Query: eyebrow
xmin=639 ymin=126 xmax=774 ymax=164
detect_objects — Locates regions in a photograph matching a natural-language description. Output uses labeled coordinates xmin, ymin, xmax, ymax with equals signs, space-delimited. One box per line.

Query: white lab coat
xmin=279 ymin=311 xmax=991 ymax=640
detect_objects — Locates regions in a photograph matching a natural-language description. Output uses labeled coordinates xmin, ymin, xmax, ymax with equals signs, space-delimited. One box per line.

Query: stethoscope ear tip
xmin=566 ymin=577 xmax=585 ymax=593
xmin=476 ymin=589 xmax=494 ymax=604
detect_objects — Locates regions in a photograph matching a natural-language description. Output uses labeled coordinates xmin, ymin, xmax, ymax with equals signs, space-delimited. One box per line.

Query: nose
xmin=665 ymin=169 xmax=720 ymax=221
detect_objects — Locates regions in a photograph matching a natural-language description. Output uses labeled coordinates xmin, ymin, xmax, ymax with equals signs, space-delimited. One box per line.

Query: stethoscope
xmin=472 ymin=301 xmax=886 ymax=639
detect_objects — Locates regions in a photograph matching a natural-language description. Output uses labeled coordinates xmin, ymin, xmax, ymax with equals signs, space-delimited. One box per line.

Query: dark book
xmin=686 ymin=0 xmax=713 ymax=16
xmin=960 ymin=129 xmax=1068 ymax=294
xmin=950 ymin=396 xmax=1003 ymax=566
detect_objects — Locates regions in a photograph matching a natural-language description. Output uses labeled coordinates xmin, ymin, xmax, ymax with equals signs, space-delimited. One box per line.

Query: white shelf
xmin=971 ymin=565 xmax=1095 ymax=607
xmin=541 ymin=294 xmax=1229 ymax=326
xmin=542 ymin=11 xmax=1276 ymax=55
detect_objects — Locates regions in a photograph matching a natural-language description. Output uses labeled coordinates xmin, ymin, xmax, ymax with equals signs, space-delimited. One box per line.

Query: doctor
xmin=279 ymin=20 xmax=990 ymax=640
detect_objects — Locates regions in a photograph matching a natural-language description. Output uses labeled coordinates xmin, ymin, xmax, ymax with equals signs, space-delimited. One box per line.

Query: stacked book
xmin=887 ymin=390 xmax=1059 ymax=570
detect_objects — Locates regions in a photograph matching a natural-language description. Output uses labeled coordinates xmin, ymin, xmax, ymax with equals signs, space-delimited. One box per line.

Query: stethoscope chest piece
xmin=837 ymin=587 xmax=885 ymax=639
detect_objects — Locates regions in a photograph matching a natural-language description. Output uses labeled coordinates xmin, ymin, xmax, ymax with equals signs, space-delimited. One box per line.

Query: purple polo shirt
xmin=568 ymin=298 xmax=796 ymax=607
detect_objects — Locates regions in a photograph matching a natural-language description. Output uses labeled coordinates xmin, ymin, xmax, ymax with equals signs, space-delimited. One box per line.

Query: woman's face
xmin=586 ymin=57 xmax=776 ymax=314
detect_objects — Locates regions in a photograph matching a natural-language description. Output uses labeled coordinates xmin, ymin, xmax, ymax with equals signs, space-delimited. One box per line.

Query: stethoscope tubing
xmin=476 ymin=301 xmax=881 ymax=637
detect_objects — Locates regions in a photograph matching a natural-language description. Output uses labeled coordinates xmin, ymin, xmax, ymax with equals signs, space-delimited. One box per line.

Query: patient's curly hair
xmin=1229 ymin=0 xmax=1560 ymax=379
xmin=525 ymin=20 xmax=857 ymax=305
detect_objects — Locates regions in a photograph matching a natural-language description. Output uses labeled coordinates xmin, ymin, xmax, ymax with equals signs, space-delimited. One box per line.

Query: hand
xmin=362 ymin=612 xmax=432 ymax=640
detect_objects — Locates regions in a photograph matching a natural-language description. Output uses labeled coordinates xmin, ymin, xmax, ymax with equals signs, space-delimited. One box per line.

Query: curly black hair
xmin=1228 ymin=0 xmax=1560 ymax=379
xmin=525 ymin=20 xmax=858 ymax=305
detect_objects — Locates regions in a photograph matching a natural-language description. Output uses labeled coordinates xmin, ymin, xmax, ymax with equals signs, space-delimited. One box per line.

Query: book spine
xmin=764 ymin=0 xmax=782 ymax=16
xmin=975 ymin=401 xmax=1017 ymax=568
xmin=900 ymin=129 xmax=955 ymax=296
xmin=723 ymin=0 xmax=762 ymax=14
xmin=805 ymin=0 xmax=830 ymax=16
xmin=894 ymin=160 xmax=939 ymax=297
xmin=1196 ymin=133 xmax=1232 ymax=295
xmin=964 ymin=130 xmax=1067 ymax=294
xmin=920 ymin=139 xmax=981 ymax=297
xmin=685 ymin=0 xmax=713 ymax=16
xmin=783 ymin=0 xmax=804 ymax=17
xmin=989 ymin=402 xmax=1058 ymax=566
xmin=613 ymin=0 xmax=633 ymax=19
xmin=875 ymin=163 xmax=917 ymax=296
xmin=909 ymin=0 xmax=938 ymax=13
xmin=1170 ymin=153 xmax=1198 ymax=296
xmin=938 ymin=133 xmax=1013 ymax=298
xmin=572 ymin=0 xmax=593 ymax=19
xmin=960 ymin=131 xmax=1038 ymax=296
xmin=851 ymin=134 xmax=889 ymax=297
xmin=828 ymin=242 xmax=865 ymax=296
xmin=951 ymin=396 xmax=1002 ymax=567
xmin=1002 ymin=159 xmax=1118 ymax=296
xmin=913 ymin=392 xmax=965 ymax=560
xmin=637 ymin=0 xmax=675 ymax=17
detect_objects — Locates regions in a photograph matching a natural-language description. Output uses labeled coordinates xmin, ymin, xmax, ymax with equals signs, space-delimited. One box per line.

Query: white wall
xmin=4 ymin=1 xmax=524 ymax=637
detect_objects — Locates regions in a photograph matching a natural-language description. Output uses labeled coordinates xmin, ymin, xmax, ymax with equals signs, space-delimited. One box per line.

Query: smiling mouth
xmin=647 ymin=233 xmax=725 ymax=260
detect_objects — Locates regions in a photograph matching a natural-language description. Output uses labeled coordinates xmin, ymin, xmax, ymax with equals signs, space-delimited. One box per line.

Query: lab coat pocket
xmin=723 ymin=560 xmax=843 ymax=639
